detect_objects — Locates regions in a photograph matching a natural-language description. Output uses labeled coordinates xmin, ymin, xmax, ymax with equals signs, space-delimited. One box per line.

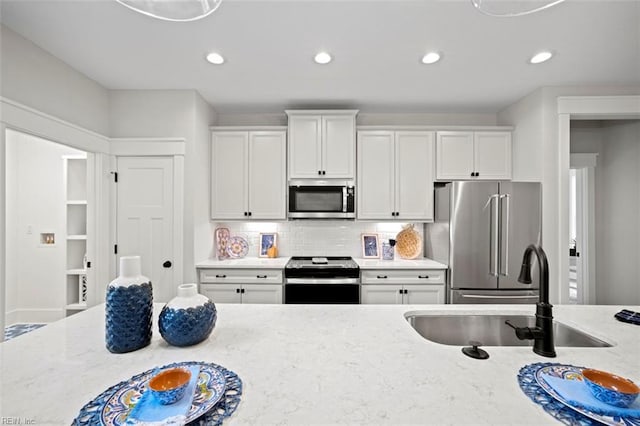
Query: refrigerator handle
xmin=499 ymin=194 xmax=510 ymax=276
xmin=488 ymin=194 xmax=500 ymax=277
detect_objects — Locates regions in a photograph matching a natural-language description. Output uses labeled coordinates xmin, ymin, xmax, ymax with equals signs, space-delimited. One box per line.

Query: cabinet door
xmin=322 ymin=115 xmax=356 ymax=178
xmin=395 ymin=131 xmax=434 ymax=221
xmin=211 ymin=132 xmax=248 ymax=219
xmin=403 ymin=285 xmax=445 ymax=304
xmin=474 ymin=132 xmax=512 ymax=180
xmin=248 ymin=131 xmax=286 ymax=219
xmin=242 ymin=284 xmax=283 ymax=304
xmin=361 ymin=285 xmax=403 ymax=304
xmin=436 ymin=131 xmax=474 ymax=180
xmin=288 ymin=115 xmax=322 ymax=178
xmin=357 ymin=131 xmax=395 ymax=220
xmin=200 ymin=284 xmax=242 ymax=303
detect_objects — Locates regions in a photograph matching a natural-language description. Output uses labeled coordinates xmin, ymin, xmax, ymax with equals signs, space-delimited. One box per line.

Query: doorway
xmin=4 ymin=128 xmax=94 ymax=326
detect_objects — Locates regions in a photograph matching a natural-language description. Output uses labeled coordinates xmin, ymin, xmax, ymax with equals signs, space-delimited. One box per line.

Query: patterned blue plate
xmin=99 ymin=361 xmax=226 ymax=425
xmin=535 ymin=364 xmax=640 ymax=426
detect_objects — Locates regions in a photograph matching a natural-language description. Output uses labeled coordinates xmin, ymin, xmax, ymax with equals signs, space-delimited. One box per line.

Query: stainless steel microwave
xmin=288 ymin=180 xmax=355 ymax=219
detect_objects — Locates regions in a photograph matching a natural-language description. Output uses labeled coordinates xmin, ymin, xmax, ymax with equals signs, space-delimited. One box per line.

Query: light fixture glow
xmin=116 ymin=0 xmax=222 ymax=22
xmin=421 ymin=52 xmax=441 ymax=64
xmin=206 ymin=52 xmax=225 ymax=65
xmin=314 ymin=52 xmax=332 ymax=64
xmin=529 ymin=51 xmax=553 ymax=64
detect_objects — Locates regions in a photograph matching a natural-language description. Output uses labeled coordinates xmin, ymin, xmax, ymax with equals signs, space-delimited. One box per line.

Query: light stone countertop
xmin=196 ymin=257 xmax=291 ymax=269
xmin=1 ymin=303 xmax=639 ymax=425
xmin=354 ymin=257 xmax=448 ymax=269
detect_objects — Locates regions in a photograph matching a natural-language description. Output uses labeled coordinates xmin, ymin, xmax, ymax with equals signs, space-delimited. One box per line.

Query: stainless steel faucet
xmin=506 ymin=244 xmax=556 ymax=357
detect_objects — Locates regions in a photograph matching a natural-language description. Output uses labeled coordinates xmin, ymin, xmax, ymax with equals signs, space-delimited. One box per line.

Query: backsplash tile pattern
xmin=209 ymin=221 xmax=425 ymax=259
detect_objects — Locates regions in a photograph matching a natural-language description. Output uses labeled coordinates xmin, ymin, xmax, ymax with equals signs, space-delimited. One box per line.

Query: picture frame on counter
xmin=259 ymin=233 xmax=277 ymax=257
xmin=361 ymin=233 xmax=380 ymax=259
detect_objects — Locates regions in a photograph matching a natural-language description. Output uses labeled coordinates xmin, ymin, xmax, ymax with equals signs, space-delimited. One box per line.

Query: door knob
xmin=163 ymin=261 xmax=172 ymax=268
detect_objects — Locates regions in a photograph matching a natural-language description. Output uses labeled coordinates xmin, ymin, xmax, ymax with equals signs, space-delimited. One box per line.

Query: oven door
xmin=285 ymin=278 xmax=360 ymax=304
xmin=288 ymin=180 xmax=355 ymax=219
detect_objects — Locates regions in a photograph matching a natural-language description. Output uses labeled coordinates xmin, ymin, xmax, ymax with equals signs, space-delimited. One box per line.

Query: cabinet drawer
xmin=361 ymin=269 xmax=445 ymax=285
xmin=199 ymin=268 xmax=283 ymax=284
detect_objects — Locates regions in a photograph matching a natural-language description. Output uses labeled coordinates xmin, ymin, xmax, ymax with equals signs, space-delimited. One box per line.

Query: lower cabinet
xmin=197 ymin=268 xmax=283 ymax=304
xmin=200 ymin=284 xmax=283 ymax=304
xmin=360 ymin=269 xmax=446 ymax=304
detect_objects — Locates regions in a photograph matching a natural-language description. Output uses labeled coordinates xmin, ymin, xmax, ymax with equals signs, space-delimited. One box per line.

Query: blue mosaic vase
xmin=159 ymin=284 xmax=217 ymax=347
xmin=105 ymin=256 xmax=153 ymax=354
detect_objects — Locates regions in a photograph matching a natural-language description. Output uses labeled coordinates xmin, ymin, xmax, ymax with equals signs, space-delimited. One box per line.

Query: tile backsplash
xmin=209 ymin=221 xmax=425 ymax=259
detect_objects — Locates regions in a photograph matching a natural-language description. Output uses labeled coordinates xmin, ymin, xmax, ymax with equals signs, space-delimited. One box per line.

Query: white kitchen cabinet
xmin=198 ymin=268 xmax=284 ymax=304
xmin=436 ymin=131 xmax=511 ymax=180
xmin=360 ymin=269 xmax=446 ymax=304
xmin=286 ymin=110 xmax=357 ymax=179
xmin=357 ymin=130 xmax=434 ymax=221
xmin=211 ymin=130 xmax=286 ymax=220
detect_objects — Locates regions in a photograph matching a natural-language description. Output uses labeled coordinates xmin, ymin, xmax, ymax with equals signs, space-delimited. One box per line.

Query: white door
xmin=288 ymin=115 xmax=322 ymax=178
xmin=116 ymin=156 xmax=175 ymax=303
xmin=242 ymin=284 xmax=283 ymax=304
xmin=357 ymin=131 xmax=395 ymax=220
xmin=361 ymin=285 xmax=403 ymax=304
xmin=474 ymin=132 xmax=512 ymax=180
xmin=211 ymin=132 xmax=248 ymax=219
xmin=404 ymin=285 xmax=445 ymax=304
xmin=395 ymin=131 xmax=434 ymax=221
xmin=322 ymin=115 xmax=356 ymax=178
xmin=248 ymin=131 xmax=286 ymax=219
xmin=436 ymin=131 xmax=474 ymax=180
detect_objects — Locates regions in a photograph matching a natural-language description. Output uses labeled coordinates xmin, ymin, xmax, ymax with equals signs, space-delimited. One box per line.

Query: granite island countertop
xmin=1 ymin=304 xmax=638 ymax=425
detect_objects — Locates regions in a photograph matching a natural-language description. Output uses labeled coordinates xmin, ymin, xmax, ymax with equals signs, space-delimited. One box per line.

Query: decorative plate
xmin=100 ymin=361 xmax=226 ymax=425
xmin=535 ymin=364 xmax=640 ymax=426
xmin=226 ymin=236 xmax=248 ymax=259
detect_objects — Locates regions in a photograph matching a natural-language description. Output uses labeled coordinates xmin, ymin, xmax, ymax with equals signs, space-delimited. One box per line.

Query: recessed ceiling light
xmin=421 ymin=52 xmax=441 ymax=64
xmin=206 ymin=52 xmax=225 ymax=65
xmin=529 ymin=51 xmax=553 ymax=64
xmin=314 ymin=52 xmax=332 ymax=64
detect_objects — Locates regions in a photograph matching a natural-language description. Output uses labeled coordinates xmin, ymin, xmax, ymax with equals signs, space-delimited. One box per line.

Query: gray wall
xmin=0 ymin=25 xmax=110 ymax=135
xmin=570 ymin=120 xmax=640 ymax=305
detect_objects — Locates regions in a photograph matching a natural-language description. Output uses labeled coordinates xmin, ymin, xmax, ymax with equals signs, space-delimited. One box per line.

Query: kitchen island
xmin=1 ymin=303 xmax=638 ymax=425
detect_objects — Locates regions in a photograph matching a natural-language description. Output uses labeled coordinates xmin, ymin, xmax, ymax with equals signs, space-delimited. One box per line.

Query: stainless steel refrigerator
xmin=425 ymin=181 xmax=541 ymax=304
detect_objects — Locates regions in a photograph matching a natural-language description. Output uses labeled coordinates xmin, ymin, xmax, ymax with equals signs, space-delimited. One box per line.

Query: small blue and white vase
xmin=159 ymin=283 xmax=217 ymax=347
xmin=105 ymin=256 xmax=153 ymax=354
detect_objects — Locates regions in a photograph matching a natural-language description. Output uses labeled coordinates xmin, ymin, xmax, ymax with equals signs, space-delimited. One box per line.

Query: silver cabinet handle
xmin=460 ymin=294 xmax=537 ymax=300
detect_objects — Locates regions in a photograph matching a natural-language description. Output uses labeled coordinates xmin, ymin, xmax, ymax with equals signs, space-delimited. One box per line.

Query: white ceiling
xmin=1 ymin=0 xmax=639 ymax=114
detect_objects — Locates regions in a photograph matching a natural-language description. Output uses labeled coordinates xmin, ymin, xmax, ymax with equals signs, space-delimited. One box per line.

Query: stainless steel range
xmin=284 ymin=257 xmax=360 ymax=304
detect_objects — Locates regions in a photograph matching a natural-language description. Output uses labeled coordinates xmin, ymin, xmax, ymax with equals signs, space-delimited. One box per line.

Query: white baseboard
xmin=5 ymin=308 xmax=64 ymax=325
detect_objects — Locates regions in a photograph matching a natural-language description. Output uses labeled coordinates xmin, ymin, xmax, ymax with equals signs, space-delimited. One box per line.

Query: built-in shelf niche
xmin=63 ymin=155 xmax=88 ymax=316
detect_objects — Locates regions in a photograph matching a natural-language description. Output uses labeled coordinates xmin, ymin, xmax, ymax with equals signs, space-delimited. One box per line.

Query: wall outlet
xmin=27 ymin=225 xmax=33 ymax=234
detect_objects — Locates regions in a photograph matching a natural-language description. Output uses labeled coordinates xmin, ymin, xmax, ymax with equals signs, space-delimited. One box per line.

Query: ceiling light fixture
xmin=314 ymin=52 xmax=332 ymax=65
xmin=115 ymin=0 xmax=222 ymax=22
xmin=206 ymin=52 xmax=225 ymax=65
xmin=470 ymin=0 xmax=566 ymax=17
xmin=421 ymin=52 xmax=441 ymax=64
xmin=529 ymin=51 xmax=553 ymax=64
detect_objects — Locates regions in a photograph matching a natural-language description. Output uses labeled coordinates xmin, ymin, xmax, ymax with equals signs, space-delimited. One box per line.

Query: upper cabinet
xmin=357 ymin=130 xmax=434 ymax=221
xmin=211 ymin=129 xmax=286 ymax=220
xmin=436 ymin=131 xmax=512 ymax=180
xmin=286 ymin=110 xmax=358 ymax=179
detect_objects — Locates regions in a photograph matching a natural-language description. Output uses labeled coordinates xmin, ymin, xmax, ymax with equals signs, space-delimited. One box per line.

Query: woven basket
xmin=395 ymin=224 xmax=422 ymax=259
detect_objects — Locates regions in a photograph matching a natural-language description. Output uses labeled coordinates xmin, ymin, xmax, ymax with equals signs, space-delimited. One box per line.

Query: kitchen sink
xmin=405 ymin=313 xmax=613 ymax=348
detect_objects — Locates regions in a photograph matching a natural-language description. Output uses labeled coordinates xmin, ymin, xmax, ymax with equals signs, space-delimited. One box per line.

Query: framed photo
xmin=361 ymin=233 xmax=380 ymax=259
xmin=259 ymin=233 xmax=277 ymax=257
